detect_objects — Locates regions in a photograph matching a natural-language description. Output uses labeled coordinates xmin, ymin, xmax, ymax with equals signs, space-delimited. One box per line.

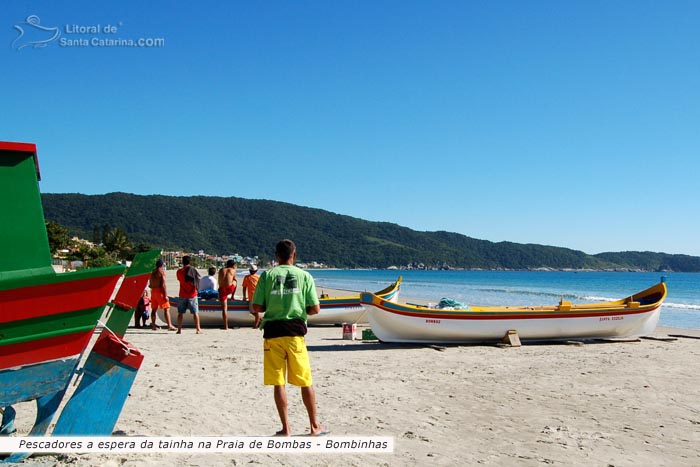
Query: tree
xmin=92 ymin=224 xmax=101 ymax=244
xmin=46 ymin=221 xmax=70 ymax=255
xmin=103 ymin=227 xmax=132 ymax=260
xmin=101 ymin=224 xmax=112 ymax=244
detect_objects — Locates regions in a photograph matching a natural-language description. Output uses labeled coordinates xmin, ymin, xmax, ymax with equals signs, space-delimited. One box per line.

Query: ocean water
xmin=310 ymin=270 xmax=700 ymax=330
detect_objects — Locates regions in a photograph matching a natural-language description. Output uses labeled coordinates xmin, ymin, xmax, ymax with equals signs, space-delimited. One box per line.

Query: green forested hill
xmin=41 ymin=193 xmax=700 ymax=271
xmin=594 ymin=251 xmax=700 ymax=273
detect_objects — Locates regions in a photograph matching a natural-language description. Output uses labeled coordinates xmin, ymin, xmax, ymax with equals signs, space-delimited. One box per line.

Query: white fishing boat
xmin=161 ymin=276 xmax=402 ymax=327
xmin=360 ymin=281 xmax=667 ymax=344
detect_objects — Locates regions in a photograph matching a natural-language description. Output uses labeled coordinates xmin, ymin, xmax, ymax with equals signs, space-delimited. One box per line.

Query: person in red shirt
xmin=176 ymin=256 xmax=202 ymax=334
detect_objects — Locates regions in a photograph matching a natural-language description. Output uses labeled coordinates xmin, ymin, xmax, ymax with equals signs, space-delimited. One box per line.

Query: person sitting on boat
xmin=217 ymin=259 xmax=237 ymax=330
xmin=199 ymin=267 xmax=219 ymax=299
xmin=242 ymin=264 xmax=259 ymax=302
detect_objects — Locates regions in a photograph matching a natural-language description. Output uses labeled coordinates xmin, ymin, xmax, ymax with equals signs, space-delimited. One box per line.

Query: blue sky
xmin=3 ymin=1 xmax=699 ymax=256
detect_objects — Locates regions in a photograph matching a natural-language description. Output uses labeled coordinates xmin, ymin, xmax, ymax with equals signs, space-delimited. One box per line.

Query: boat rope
xmin=97 ymin=320 xmax=139 ymax=356
xmin=353 ymin=308 xmax=368 ymax=325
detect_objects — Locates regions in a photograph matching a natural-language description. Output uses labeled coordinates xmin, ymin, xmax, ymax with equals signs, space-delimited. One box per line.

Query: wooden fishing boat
xmin=360 ymin=282 xmax=667 ymax=344
xmin=0 ymin=141 xmax=158 ymax=461
xmin=162 ymin=276 xmax=402 ymax=327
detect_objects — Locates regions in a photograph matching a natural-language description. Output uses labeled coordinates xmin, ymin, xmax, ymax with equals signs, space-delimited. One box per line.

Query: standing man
xmin=149 ymin=259 xmax=176 ymax=331
xmin=241 ymin=264 xmax=259 ymax=301
xmin=251 ymin=240 xmax=327 ymax=437
xmin=217 ymin=259 xmax=237 ymax=330
xmin=176 ymin=256 xmax=202 ymax=334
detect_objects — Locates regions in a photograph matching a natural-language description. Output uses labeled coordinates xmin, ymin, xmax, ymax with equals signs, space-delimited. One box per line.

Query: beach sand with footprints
xmin=8 ymin=276 xmax=700 ymax=467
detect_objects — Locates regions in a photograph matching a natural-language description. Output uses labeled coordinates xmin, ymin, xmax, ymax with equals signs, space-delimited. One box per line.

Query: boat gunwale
xmin=0 ymin=264 xmax=125 ymax=292
xmin=361 ymin=282 xmax=667 ymax=321
xmin=167 ymin=276 xmax=402 ymax=311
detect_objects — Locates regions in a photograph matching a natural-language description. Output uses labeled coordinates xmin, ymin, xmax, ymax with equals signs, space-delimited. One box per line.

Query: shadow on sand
xmin=307 ymin=336 xmax=655 ymax=352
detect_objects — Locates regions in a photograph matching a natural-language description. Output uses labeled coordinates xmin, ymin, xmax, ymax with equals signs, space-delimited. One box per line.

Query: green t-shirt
xmin=252 ymin=265 xmax=319 ymax=327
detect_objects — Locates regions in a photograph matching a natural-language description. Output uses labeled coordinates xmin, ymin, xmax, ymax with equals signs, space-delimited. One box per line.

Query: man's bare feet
xmin=309 ymin=424 xmax=330 ymax=436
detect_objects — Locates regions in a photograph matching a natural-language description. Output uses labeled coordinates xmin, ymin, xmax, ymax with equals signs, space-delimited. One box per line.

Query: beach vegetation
xmin=65 ymin=243 xmax=118 ymax=268
xmin=47 ymin=219 xmax=153 ymax=268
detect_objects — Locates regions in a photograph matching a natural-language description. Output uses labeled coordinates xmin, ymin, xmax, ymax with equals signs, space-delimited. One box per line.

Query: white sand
xmin=8 ymin=278 xmax=700 ymax=466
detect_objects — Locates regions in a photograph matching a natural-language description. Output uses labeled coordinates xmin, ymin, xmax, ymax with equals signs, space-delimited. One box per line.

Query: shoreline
xmin=304 ymin=267 xmax=692 ymax=273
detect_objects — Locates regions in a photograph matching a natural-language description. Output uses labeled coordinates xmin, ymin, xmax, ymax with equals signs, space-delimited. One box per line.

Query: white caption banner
xmin=0 ymin=436 xmax=394 ymax=454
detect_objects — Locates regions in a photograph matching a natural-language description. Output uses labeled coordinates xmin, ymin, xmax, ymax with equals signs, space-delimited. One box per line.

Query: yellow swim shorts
xmin=263 ymin=336 xmax=312 ymax=387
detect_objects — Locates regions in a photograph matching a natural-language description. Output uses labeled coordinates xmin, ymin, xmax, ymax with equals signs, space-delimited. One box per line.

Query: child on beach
xmin=134 ymin=289 xmax=151 ymax=328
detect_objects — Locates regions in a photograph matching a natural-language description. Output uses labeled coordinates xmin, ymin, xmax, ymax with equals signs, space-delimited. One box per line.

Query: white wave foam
xmin=582 ymin=295 xmax=617 ymax=302
xmin=662 ymin=302 xmax=700 ymax=311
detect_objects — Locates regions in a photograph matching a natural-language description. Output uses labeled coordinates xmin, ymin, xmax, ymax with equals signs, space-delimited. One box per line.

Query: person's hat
xmin=249 ymin=264 xmax=258 ymax=272
xmin=156 ymin=259 xmax=164 ymax=267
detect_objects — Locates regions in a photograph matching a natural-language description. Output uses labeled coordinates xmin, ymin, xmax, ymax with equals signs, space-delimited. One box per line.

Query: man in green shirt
xmin=251 ymin=239 xmax=327 ymax=436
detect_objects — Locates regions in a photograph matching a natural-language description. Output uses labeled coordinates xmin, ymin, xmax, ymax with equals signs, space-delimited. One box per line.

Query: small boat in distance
xmin=163 ymin=276 xmax=402 ymax=327
xmin=360 ymin=281 xmax=667 ymax=344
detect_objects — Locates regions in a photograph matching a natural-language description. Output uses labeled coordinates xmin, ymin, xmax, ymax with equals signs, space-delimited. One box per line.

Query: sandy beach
xmin=8 ymin=278 xmax=700 ymax=467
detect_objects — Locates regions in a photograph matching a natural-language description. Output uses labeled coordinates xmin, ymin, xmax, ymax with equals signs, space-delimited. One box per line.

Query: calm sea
xmin=309 ymin=270 xmax=700 ymax=330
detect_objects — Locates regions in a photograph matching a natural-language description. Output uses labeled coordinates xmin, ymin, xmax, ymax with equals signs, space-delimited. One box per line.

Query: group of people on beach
xmin=134 ymin=257 xmax=260 ymax=333
xmin=135 ymin=239 xmax=327 ymax=437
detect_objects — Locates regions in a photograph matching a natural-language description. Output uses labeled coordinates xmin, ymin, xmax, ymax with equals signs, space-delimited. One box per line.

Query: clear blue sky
xmin=3 ymin=1 xmax=699 ymax=256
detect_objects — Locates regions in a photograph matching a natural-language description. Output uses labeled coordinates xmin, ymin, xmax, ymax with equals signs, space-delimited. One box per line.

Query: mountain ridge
xmin=40 ymin=192 xmax=700 ymax=272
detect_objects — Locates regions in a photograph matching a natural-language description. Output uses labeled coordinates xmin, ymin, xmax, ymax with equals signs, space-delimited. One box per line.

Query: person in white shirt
xmin=199 ymin=267 xmax=218 ymax=292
